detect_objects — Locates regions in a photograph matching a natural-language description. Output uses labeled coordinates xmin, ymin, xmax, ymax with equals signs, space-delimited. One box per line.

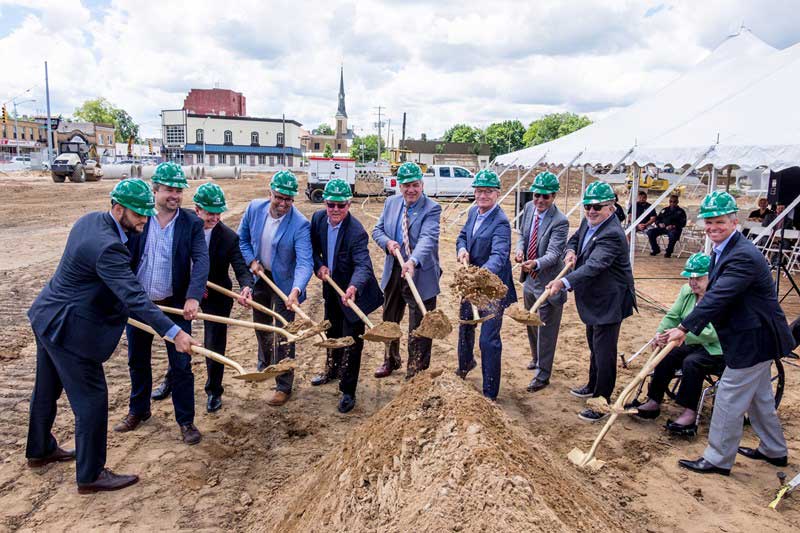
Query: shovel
xmin=127 ymin=318 xmax=293 ymax=382
xmin=458 ymin=257 xmax=494 ymax=325
xmin=507 ymin=263 xmax=571 ymax=326
xmin=206 ymin=281 xmax=289 ymax=326
xmin=323 ymin=274 xmax=402 ymax=343
xmin=392 ymin=248 xmax=452 ymax=339
xmin=567 ymin=341 xmax=678 ymax=470
xmin=155 ymin=305 xmax=310 ymax=343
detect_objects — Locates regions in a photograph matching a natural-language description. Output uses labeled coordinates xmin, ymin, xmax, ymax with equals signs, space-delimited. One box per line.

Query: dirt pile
xmin=412 ymin=309 xmax=453 ymax=339
xmin=451 ymin=264 xmax=507 ymax=308
xmin=249 ymin=372 xmax=625 ymax=533
xmin=363 ymin=320 xmax=402 ymax=342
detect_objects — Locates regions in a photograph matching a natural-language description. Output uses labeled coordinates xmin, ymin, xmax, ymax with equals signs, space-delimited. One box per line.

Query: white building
xmin=161 ymin=109 xmax=303 ymax=167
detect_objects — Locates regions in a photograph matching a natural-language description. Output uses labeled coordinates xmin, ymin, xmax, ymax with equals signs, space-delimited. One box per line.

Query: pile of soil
xmin=363 ymin=321 xmax=402 ymax=342
xmin=315 ymin=336 xmax=355 ymax=349
xmin=412 ymin=309 xmax=453 ymax=339
xmin=247 ymin=372 xmax=625 ymax=532
xmin=451 ymin=265 xmax=507 ymax=308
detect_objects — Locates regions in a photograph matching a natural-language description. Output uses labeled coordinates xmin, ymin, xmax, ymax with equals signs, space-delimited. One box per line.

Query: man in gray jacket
xmin=514 ymin=171 xmax=569 ymax=392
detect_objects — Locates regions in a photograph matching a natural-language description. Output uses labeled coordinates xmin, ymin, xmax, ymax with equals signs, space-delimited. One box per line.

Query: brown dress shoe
xmin=374 ymin=363 xmax=396 ymax=378
xmin=267 ymin=390 xmax=290 ymax=406
xmin=77 ymin=468 xmax=139 ymax=494
xmin=180 ymin=423 xmax=202 ymax=445
xmin=113 ymin=412 xmax=151 ymax=432
xmin=27 ymin=446 xmax=76 ymax=468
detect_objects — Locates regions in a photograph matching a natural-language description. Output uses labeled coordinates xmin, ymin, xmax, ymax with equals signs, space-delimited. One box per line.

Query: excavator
xmin=626 ymin=167 xmax=685 ymax=195
xmin=388 ymin=148 xmax=427 ymax=176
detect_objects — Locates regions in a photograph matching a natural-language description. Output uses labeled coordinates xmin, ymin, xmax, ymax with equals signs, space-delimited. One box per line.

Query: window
xmin=219 ymin=154 xmax=226 ymax=164
xmin=239 ymin=154 xmax=246 ymax=164
xmin=454 ymin=167 xmax=470 ymax=178
xmin=165 ymin=125 xmax=185 ymax=145
xmin=258 ymin=154 xmax=266 ymax=164
xmin=313 ymin=142 xmax=320 ymax=150
xmin=439 ymin=167 xmax=451 ymax=177
xmin=251 ymin=131 xmax=259 ymax=145
xmin=223 ymin=130 xmax=233 ymax=144
xmin=196 ymin=129 xmax=204 ymax=143
xmin=20 ymin=129 xmax=25 ymax=140
xmin=276 ymin=132 xmax=284 ymax=146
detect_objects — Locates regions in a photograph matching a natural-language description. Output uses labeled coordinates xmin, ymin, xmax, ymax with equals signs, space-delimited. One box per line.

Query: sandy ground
xmin=0 ymin=171 xmax=798 ymax=532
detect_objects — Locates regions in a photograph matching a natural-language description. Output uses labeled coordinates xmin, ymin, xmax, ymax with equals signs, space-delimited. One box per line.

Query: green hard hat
xmin=322 ymin=178 xmax=352 ymax=202
xmin=151 ymin=162 xmax=188 ymax=189
xmin=193 ymin=182 xmax=228 ymax=213
xmin=110 ymin=178 xmax=157 ymax=216
xmin=698 ymin=190 xmax=738 ymax=218
xmin=471 ymin=169 xmax=500 ymax=189
xmin=529 ymin=171 xmax=560 ymax=194
xmin=270 ymin=170 xmax=298 ymax=197
xmin=583 ymin=180 xmax=615 ymax=205
xmin=396 ymin=162 xmax=423 ymax=184
xmin=681 ymin=252 xmax=711 ymax=278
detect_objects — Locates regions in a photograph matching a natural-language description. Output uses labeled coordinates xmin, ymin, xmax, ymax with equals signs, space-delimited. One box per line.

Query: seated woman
xmin=627 ymin=252 xmax=724 ymax=436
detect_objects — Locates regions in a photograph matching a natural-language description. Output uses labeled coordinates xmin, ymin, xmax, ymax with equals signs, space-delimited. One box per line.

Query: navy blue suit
xmin=456 ymin=205 xmax=518 ymax=399
xmin=311 ymin=210 xmax=382 ymax=396
xmin=27 ymin=212 xmax=176 ymax=484
xmin=125 ymin=208 xmax=209 ymax=426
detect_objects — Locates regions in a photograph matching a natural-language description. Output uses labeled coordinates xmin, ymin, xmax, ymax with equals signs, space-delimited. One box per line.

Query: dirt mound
xmin=248 ymin=372 xmax=625 ymax=533
xmin=411 ymin=309 xmax=453 ymax=339
xmin=451 ymin=264 xmax=507 ymax=308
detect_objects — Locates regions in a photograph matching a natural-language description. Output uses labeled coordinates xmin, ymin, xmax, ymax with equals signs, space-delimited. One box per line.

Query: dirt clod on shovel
xmin=292 ymin=320 xmax=332 ymax=341
xmin=314 ymin=336 xmax=355 ymax=349
xmin=451 ymin=264 xmax=507 ymax=308
xmin=363 ymin=321 xmax=402 ymax=343
xmin=505 ymin=306 xmax=544 ymax=326
xmin=412 ymin=309 xmax=452 ymax=339
xmin=285 ymin=319 xmax=315 ymax=334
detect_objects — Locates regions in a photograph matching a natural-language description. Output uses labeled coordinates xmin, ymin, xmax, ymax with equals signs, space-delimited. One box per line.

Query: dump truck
xmin=51 ymin=142 xmax=102 ymax=183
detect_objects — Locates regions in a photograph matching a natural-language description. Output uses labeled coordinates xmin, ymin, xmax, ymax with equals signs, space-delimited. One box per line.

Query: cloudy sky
xmin=2 ymin=0 xmax=799 ymax=140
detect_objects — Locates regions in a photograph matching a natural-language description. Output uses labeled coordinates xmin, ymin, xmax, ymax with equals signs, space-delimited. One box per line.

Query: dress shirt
xmin=395 ymin=196 xmax=423 ymax=265
xmin=137 ymin=210 xmax=179 ymax=301
xmin=562 ymin=214 xmax=614 ymax=291
xmin=204 ymin=227 xmax=212 ymax=248
xmin=327 ymin=218 xmax=342 ymax=271
xmin=259 ymin=212 xmax=286 ymax=271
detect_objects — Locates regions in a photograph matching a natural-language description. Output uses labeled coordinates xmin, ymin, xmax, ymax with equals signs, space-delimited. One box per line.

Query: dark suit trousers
xmin=382 ymin=262 xmax=436 ymax=377
xmin=127 ymin=308 xmax=194 ymax=426
xmin=648 ymin=344 xmax=724 ymax=409
xmin=252 ymin=273 xmax=295 ymax=393
xmin=325 ymin=300 xmax=366 ymax=396
xmin=585 ymin=323 xmax=621 ymax=401
xmin=26 ymin=334 xmax=108 ymax=484
xmin=647 ymin=227 xmax=682 ymax=255
xmin=458 ymin=300 xmax=504 ymax=399
xmin=203 ymin=319 xmax=228 ymax=397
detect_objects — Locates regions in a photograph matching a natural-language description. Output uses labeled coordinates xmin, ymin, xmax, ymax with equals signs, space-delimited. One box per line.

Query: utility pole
xmin=282 ymin=113 xmax=286 ymax=167
xmin=386 ymin=118 xmax=391 ymax=152
xmin=374 ymin=106 xmax=384 ymax=162
xmin=401 ymin=112 xmax=406 ymax=161
xmin=45 ymin=61 xmax=53 ymax=164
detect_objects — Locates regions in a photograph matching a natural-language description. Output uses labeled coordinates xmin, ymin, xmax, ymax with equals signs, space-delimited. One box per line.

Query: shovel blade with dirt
xmin=392 ymin=249 xmax=452 ymax=339
xmin=456 ymin=257 xmax=496 ymax=325
xmin=322 ymin=275 xmax=402 ymax=344
xmin=508 ymin=263 xmax=572 ymax=326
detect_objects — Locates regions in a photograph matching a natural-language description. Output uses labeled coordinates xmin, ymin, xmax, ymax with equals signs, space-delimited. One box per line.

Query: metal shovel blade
xmin=232 ymin=372 xmax=275 ymax=382
xmin=567 ymin=448 xmax=605 ymax=471
xmin=233 ymin=360 xmax=297 ymax=381
xmin=459 ymin=313 xmax=495 ymax=325
xmin=506 ymin=306 xmax=544 ymax=326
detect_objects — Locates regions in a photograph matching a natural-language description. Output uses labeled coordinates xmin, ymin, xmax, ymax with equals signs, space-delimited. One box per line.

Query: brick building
xmin=183 ymin=88 xmax=246 ymax=117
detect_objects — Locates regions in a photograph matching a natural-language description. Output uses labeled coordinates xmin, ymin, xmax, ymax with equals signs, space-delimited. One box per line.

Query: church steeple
xmin=336 ymin=65 xmax=347 ymax=119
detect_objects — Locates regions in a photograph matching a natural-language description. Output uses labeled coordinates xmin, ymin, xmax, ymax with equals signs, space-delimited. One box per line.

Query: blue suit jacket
xmin=311 ymin=210 xmax=383 ymax=323
xmin=372 ymin=194 xmax=442 ymax=301
xmin=28 ymin=212 xmax=176 ymax=362
xmin=682 ymin=230 xmax=795 ymax=368
xmin=126 ymin=208 xmax=209 ymax=305
xmin=238 ymin=200 xmax=313 ymax=302
xmin=457 ymin=206 xmax=517 ymax=309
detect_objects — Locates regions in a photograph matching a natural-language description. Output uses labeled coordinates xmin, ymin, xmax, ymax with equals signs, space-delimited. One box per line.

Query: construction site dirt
xmin=0 ymin=170 xmax=797 ymax=532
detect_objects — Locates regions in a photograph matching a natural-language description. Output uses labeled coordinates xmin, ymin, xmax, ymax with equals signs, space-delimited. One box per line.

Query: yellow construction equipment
xmin=389 ymin=148 xmax=427 ymax=175
xmin=626 ymin=169 xmax=685 ymax=195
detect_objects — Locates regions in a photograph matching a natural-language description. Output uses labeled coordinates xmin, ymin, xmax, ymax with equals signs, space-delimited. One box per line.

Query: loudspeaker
xmin=767 ymin=166 xmax=800 ymax=228
xmin=514 ymin=191 xmax=534 ymax=230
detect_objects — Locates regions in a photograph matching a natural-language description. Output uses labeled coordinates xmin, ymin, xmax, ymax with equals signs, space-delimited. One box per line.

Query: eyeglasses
xmin=534 ymin=193 xmax=551 ymax=199
xmin=326 ymin=202 xmax=348 ymax=209
xmin=583 ymin=204 xmax=607 ymax=212
xmin=272 ymin=195 xmax=294 ymax=204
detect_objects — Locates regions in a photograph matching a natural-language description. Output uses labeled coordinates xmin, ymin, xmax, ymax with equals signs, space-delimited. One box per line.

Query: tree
xmin=350 ymin=134 xmax=381 ymax=162
xmin=73 ymin=97 xmax=141 ymax=143
xmin=442 ymin=123 xmax=484 ymax=144
xmin=316 ymin=123 xmax=334 ymax=135
xmin=523 ymin=112 xmax=592 ymax=147
xmin=113 ymin=108 xmax=140 ymax=144
xmin=323 ymin=143 xmax=333 ymax=158
xmin=483 ymin=120 xmax=526 ymax=159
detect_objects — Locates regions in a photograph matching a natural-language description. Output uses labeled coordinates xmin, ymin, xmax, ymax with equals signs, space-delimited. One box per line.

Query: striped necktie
xmin=402 ymin=206 xmax=411 ymax=256
xmin=527 ymin=214 xmax=540 ymax=261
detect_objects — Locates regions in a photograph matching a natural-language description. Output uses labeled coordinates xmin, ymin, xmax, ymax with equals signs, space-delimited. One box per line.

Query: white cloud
xmin=1 ymin=0 xmax=798 ymax=140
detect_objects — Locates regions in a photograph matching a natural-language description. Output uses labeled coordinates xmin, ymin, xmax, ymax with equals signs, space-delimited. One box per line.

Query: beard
xmin=120 ymin=209 xmax=146 ymax=233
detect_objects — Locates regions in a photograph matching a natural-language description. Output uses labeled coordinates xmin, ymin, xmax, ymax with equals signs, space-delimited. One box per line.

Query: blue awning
xmin=183 ymin=143 xmax=301 ymax=156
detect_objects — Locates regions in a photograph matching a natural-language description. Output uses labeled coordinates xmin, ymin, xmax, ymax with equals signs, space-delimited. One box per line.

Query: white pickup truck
xmin=387 ymin=164 xmax=475 ymax=198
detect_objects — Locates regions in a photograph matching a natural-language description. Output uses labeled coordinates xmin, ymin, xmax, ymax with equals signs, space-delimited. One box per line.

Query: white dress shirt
xmin=259 ymin=213 xmax=286 ymax=271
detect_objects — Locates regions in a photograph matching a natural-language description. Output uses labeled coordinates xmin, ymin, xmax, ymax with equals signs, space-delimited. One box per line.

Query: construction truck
xmin=389 ymin=148 xmax=427 ymax=176
xmin=626 ymin=169 xmax=685 ymax=196
xmin=51 ymin=142 xmax=102 ymax=183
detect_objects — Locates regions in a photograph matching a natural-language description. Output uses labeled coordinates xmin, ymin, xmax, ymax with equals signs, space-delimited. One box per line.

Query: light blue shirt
xmin=472 ymin=204 xmax=498 ymax=236
xmin=327 ymin=218 xmax=342 ymax=271
xmin=137 ymin=210 xmax=178 ymax=301
xmin=712 ymin=230 xmax=737 ymax=256
xmin=395 ymin=196 xmax=423 ymax=266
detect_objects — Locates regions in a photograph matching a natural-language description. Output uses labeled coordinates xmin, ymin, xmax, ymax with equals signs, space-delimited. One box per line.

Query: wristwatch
xmin=677 ymin=324 xmax=688 ymax=333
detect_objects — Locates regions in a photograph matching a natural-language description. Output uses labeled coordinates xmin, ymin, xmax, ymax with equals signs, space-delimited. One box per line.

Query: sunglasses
xmin=534 ymin=193 xmax=551 ymax=199
xmin=326 ymin=202 xmax=348 ymax=209
xmin=583 ymin=204 xmax=607 ymax=212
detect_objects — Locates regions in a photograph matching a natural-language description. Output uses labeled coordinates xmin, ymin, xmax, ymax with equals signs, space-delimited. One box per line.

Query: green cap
xmin=471 ymin=169 xmax=500 ymax=189
xmin=583 ymin=181 xmax=615 ymax=205
xmin=270 ymin=170 xmax=299 ymax=197
xmin=529 ymin=171 xmax=560 ymax=194
xmin=322 ymin=178 xmax=352 ymax=202
xmin=151 ymin=162 xmax=188 ymax=189
xmin=193 ymin=182 xmax=228 ymax=213
xmin=681 ymin=252 xmax=711 ymax=278
xmin=698 ymin=191 xmax=738 ymax=218
xmin=110 ymin=178 xmax=157 ymax=216
xmin=396 ymin=162 xmax=423 ymax=184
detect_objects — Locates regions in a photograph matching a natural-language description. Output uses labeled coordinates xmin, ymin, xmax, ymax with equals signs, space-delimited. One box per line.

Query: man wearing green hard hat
xmin=26 ymin=178 xmax=199 ymax=494
xmin=309 ymin=179 xmax=382 ymax=413
xmin=372 ymin=161 xmax=443 ymax=379
xmin=239 ymin=169 xmax=313 ymax=406
xmin=546 ymin=180 xmax=635 ymax=422
xmin=116 ymin=161 xmax=210 ymax=446
xmin=514 ymin=171 xmax=569 ymax=391
xmin=661 ymin=191 xmax=794 ymax=476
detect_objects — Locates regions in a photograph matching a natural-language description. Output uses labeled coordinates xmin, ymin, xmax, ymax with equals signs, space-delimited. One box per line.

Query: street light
xmin=11 ymin=96 xmax=36 ymax=157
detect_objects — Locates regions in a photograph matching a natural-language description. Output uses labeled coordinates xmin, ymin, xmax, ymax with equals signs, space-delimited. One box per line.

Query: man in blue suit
xmin=669 ymin=192 xmax=794 ymax=476
xmin=26 ymin=178 xmax=198 ymax=494
xmin=309 ymin=179 xmax=383 ymax=412
xmin=372 ymin=162 xmax=442 ymax=379
xmin=456 ymin=170 xmax=517 ymax=400
xmin=238 ymin=170 xmax=313 ymax=406
xmin=114 ymin=163 xmax=209 ymax=445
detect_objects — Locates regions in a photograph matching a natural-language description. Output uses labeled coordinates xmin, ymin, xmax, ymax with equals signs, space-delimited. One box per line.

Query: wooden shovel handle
xmin=323 ymin=275 xmax=375 ymax=329
xmin=255 ymin=270 xmax=313 ymax=322
xmin=528 ymin=263 xmax=572 ymax=314
xmin=126 ymin=318 xmax=246 ymax=375
xmin=206 ymin=281 xmax=288 ymax=326
xmin=157 ymin=305 xmax=297 ymax=341
xmin=393 ymin=248 xmax=427 ymax=314
xmin=460 ymin=257 xmax=481 ymax=320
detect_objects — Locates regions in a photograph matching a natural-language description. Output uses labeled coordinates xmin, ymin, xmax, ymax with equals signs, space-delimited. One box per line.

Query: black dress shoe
xmin=578 ymin=408 xmax=608 ymax=422
xmin=206 ymin=394 xmax=222 ymax=413
xmin=311 ymin=373 xmax=333 ymax=386
xmin=678 ymin=457 xmax=730 ymax=476
xmin=664 ymin=252 xmax=672 ymax=258
xmin=181 ymin=424 xmax=202 ymax=445
xmin=624 ymin=399 xmax=660 ymax=420
xmin=151 ymin=380 xmax=171 ymax=401
xmin=666 ymin=419 xmax=697 ymax=437
xmin=27 ymin=446 xmax=76 ymax=468
xmin=526 ymin=378 xmax=549 ymax=392
xmin=455 ymin=359 xmax=477 ymax=379
xmin=650 ymin=250 xmax=660 ymax=256
xmin=526 ymin=360 xmax=537 ymax=370
xmin=338 ymin=394 xmax=356 ymax=413
xmin=570 ymin=384 xmax=593 ymax=398
xmin=78 ymin=468 xmax=139 ymax=494
xmin=737 ymin=447 xmax=788 ymax=467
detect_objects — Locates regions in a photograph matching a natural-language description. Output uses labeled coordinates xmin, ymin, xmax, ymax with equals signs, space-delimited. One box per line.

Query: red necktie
xmin=527 ymin=215 xmax=539 ymax=261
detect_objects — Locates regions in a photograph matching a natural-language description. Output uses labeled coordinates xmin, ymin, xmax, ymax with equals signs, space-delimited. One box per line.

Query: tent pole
xmin=750 ymin=189 xmax=800 ymax=247
xmin=629 ymin=163 xmax=640 ymax=269
xmin=567 ymin=147 xmax=634 ymax=219
xmin=704 ymin=167 xmax=717 ymax=254
xmin=580 ymin=165 xmax=586 ymax=221
xmin=445 ymin=157 xmax=519 ymax=230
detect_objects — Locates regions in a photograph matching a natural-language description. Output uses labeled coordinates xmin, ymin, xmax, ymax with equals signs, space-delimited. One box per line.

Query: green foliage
xmin=323 ymin=143 xmax=333 ymax=158
xmin=316 ymin=123 xmax=334 ymax=135
xmin=442 ymin=123 xmax=484 ymax=144
xmin=73 ymin=97 xmax=141 ymax=143
xmin=523 ymin=112 xmax=592 ymax=147
xmin=350 ymin=134 xmax=382 ymax=161
xmin=484 ymin=120 xmax=525 ymax=159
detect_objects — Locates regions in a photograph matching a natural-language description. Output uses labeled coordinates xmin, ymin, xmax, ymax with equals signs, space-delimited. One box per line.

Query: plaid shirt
xmin=136 ymin=211 xmax=179 ymax=301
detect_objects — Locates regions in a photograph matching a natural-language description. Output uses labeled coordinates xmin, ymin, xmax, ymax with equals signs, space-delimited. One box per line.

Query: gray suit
xmin=515 ymin=203 xmax=569 ymax=381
